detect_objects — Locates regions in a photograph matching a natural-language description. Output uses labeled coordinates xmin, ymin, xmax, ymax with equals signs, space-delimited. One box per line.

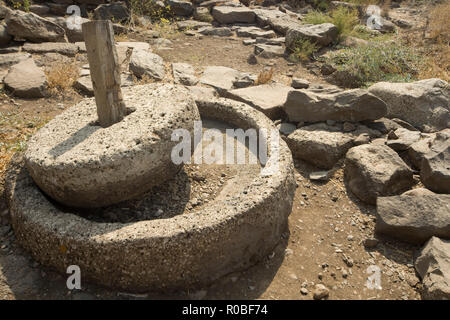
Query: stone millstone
xmin=6 ymin=97 xmax=295 ymax=292
xmin=24 ymin=84 xmax=200 ymax=208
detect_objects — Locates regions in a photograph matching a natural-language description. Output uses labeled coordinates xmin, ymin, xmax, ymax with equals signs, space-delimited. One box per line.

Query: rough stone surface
xmin=415 ymin=237 xmax=450 ymax=300
xmin=236 ymin=26 xmax=276 ymax=39
xmin=94 ymin=2 xmax=130 ymax=22
xmin=177 ymin=20 xmax=211 ymax=30
xmin=22 ymin=42 xmax=79 ymax=56
xmin=345 ymin=144 xmax=415 ymax=204
xmin=286 ymin=23 xmax=338 ymax=49
xmin=6 ymin=97 xmax=295 ymax=292
xmin=386 ymin=128 xmax=422 ymax=151
xmin=420 ymin=129 xmax=450 ymax=194
xmin=168 ymin=0 xmax=194 ymax=16
xmin=0 ymin=24 xmax=11 ymax=46
xmin=129 ymin=50 xmax=166 ymax=80
xmin=188 ymin=85 xmax=218 ymax=101
xmin=284 ymin=89 xmax=387 ymax=123
xmin=0 ymin=52 xmax=30 ymax=67
xmin=291 ymin=77 xmax=310 ymax=89
xmin=5 ymin=10 xmax=66 ymax=43
xmin=172 ymin=62 xmax=198 ymax=86
xmin=368 ymin=79 xmax=450 ymax=132
xmin=24 ymin=84 xmax=200 ymax=208
xmin=376 ymin=194 xmax=450 ymax=244
xmin=226 ymin=83 xmax=292 ymax=119
xmin=254 ymin=44 xmax=284 ymax=58
xmin=200 ymin=66 xmax=241 ymax=94
xmin=286 ymin=123 xmax=355 ymax=169
xmin=197 ymin=26 xmax=233 ymax=36
xmin=74 ymin=76 xmax=94 ymax=96
xmin=212 ymin=6 xmax=255 ymax=24
xmin=4 ymin=58 xmax=47 ymax=98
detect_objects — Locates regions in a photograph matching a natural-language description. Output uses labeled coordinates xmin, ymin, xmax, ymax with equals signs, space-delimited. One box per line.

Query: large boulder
xmin=94 ymin=2 xmax=130 ymax=23
xmin=46 ymin=16 xmax=91 ymax=43
xmin=368 ymin=79 xmax=450 ymax=132
xmin=226 ymin=83 xmax=293 ymax=120
xmin=129 ymin=50 xmax=166 ymax=81
xmin=4 ymin=58 xmax=47 ymax=98
xmin=168 ymin=0 xmax=194 ymax=16
xmin=420 ymin=129 xmax=450 ymax=194
xmin=345 ymin=144 xmax=415 ymax=204
xmin=212 ymin=6 xmax=256 ymax=24
xmin=415 ymin=237 xmax=450 ymax=300
xmin=286 ymin=23 xmax=338 ymax=49
xmin=284 ymin=89 xmax=387 ymax=123
xmin=287 ymin=123 xmax=355 ymax=169
xmin=5 ymin=10 xmax=66 ymax=43
xmin=376 ymin=194 xmax=450 ymax=244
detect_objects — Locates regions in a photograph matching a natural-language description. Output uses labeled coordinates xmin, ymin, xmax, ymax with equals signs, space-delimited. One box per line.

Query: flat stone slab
xmin=176 ymin=20 xmax=211 ymax=30
xmin=200 ymin=66 xmax=241 ymax=94
xmin=226 ymin=83 xmax=292 ymax=120
xmin=6 ymin=97 xmax=295 ymax=292
xmin=24 ymin=84 xmax=200 ymax=208
xmin=4 ymin=58 xmax=47 ymax=98
xmin=0 ymin=52 xmax=31 ymax=67
xmin=236 ymin=26 xmax=276 ymax=39
xmin=212 ymin=6 xmax=255 ymax=24
xmin=254 ymin=44 xmax=285 ymax=58
xmin=22 ymin=42 xmax=80 ymax=56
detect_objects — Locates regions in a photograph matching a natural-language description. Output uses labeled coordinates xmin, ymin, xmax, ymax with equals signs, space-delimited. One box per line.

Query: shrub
xmin=289 ymin=38 xmax=319 ymax=62
xmin=303 ymin=7 xmax=360 ymax=41
xmin=255 ymin=68 xmax=274 ymax=85
xmin=46 ymin=61 xmax=79 ymax=94
xmin=129 ymin=0 xmax=172 ymax=21
xmin=326 ymin=42 xmax=421 ymax=87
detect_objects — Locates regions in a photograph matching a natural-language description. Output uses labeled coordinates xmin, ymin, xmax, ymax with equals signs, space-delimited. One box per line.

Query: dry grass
xmin=428 ymin=0 xmax=450 ymax=43
xmin=0 ymin=110 xmax=48 ymax=177
xmin=417 ymin=0 xmax=450 ymax=81
xmin=45 ymin=60 xmax=79 ymax=95
xmin=133 ymin=74 xmax=156 ymax=84
xmin=255 ymin=68 xmax=274 ymax=85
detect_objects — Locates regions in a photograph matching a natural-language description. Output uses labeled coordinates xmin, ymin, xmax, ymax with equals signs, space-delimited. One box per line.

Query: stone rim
xmin=6 ymin=97 xmax=295 ymax=292
xmin=24 ymin=84 xmax=200 ymax=208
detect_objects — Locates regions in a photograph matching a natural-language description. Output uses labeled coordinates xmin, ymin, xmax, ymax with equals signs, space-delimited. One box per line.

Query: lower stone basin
xmin=5 ymin=97 xmax=295 ymax=292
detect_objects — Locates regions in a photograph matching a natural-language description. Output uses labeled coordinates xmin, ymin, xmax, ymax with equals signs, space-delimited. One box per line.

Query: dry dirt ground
xmin=0 ymin=15 xmax=427 ymax=300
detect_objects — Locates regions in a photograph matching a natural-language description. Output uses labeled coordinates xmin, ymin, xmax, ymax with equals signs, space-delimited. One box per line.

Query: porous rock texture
xmin=344 ymin=144 xmax=415 ymax=204
xmin=415 ymin=237 xmax=450 ymax=300
xmin=6 ymin=98 xmax=295 ymax=292
xmin=284 ymin=88 xmax=387 ymax=122
xmin=376 ymin=194 xmax=450 ymax=244
xmin=24 ymin=84 xmax=200 ymax=208
xmin=368 ymin=79 xmax=450 ymax=132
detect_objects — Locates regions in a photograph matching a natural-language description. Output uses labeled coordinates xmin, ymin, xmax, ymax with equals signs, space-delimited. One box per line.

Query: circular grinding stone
xmin=6 ymin=97 xmax=296 ymax=292
xmin=24 ymin=84 xmax=200 ymax=208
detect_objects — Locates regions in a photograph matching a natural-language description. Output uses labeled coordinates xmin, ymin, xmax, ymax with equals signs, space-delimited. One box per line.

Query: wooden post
xmin=82 ymin=20 xmax=126 ymax=127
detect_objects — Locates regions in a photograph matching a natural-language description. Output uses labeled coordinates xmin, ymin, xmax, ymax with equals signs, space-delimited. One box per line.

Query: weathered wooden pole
xmin=82 ymin=20 xmax=126 ymax=127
